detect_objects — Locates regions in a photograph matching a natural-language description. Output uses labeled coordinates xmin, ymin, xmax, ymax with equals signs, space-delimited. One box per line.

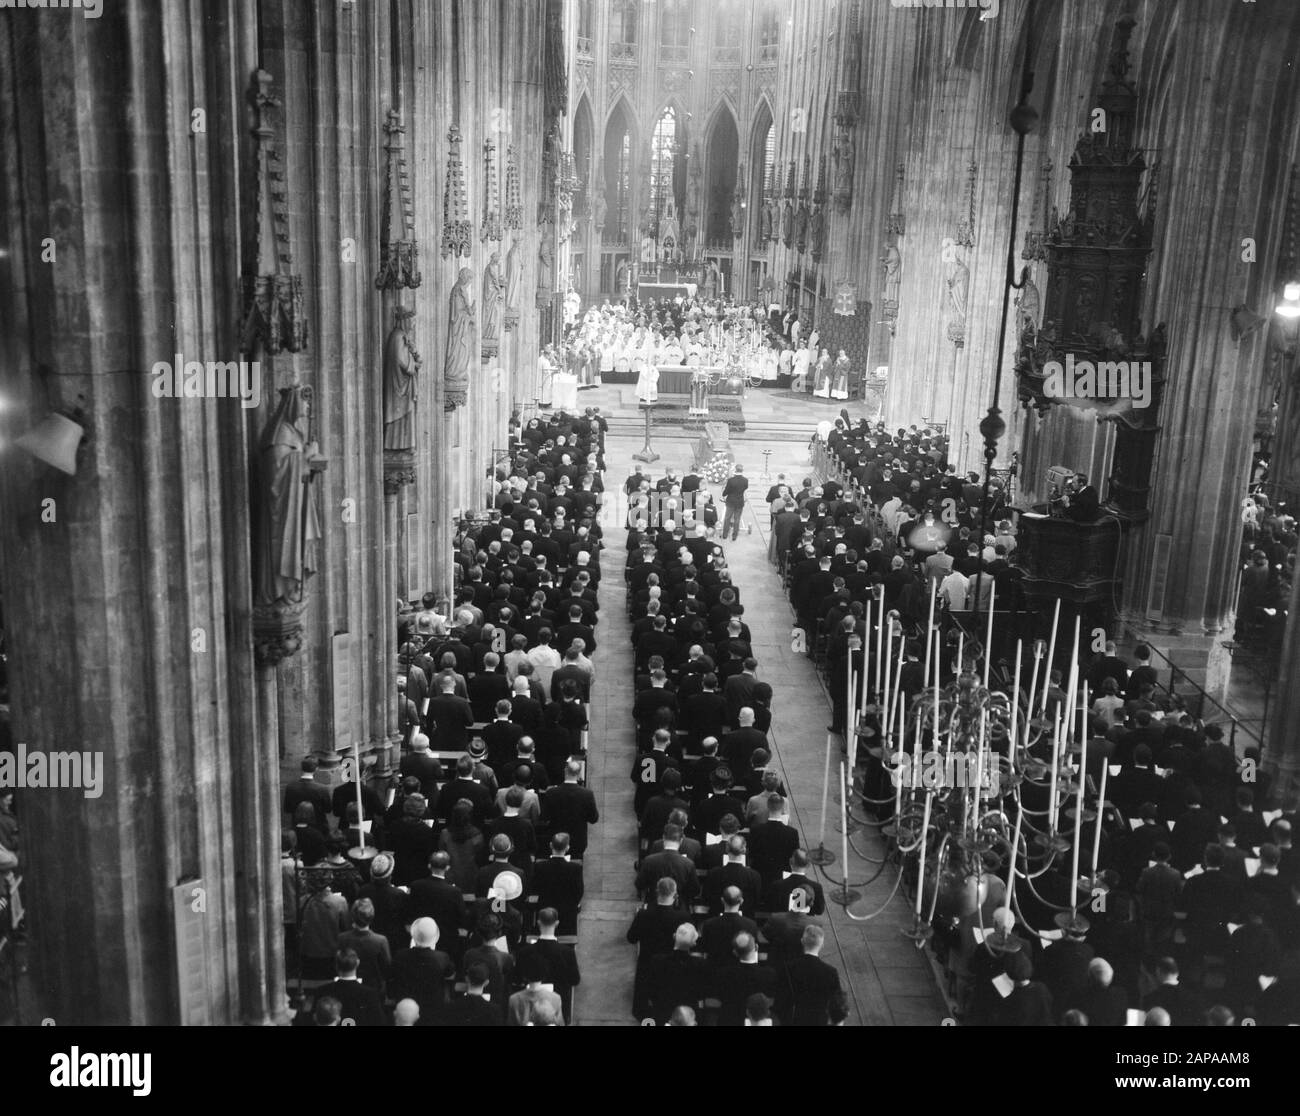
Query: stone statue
xmin=592 ymin=180 xmax=607 ymax=230
xmin=1016 ymin=271 xmax=1041 ymax=340
xmin=834 ymin=133 xmax=854 ymax=194
xmin=382 ymin=306 xmax=420 ymax=451
xmin=504 ymin=237 xmax=521 ymax=326
xmin=881 ymin=243 xmax=902 ymax=306
xmin=731 ymin=193 xmax=745 ymax=240
xmin=703 ymin=262 xmax=717 ymax=299
xmin=782 ymin=199 xmax=794 ymax=246
xmin=810 ymin=207 xmax=825 ymax=259
xmin=444 ymin=266 xmax=476 ymax=410
xmin=254 ymin=385 xmax=323 ymax=608
xmin=538 ymin=223 xmax=554 ymax=283
xmin=760 ymin=199 xmax=774 ymax=243
xmin=482 ymin=251 xmax=504 ymax=350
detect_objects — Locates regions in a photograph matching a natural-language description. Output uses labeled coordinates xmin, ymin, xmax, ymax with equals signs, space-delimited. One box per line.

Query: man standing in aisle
xmin=722 ymin=464 xmax=749 ymax=542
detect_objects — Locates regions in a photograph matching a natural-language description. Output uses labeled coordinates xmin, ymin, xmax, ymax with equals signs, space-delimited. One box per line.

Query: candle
xmin=881 ymin=618 xmax=895 ymax=734
xmin=354 ymin=741 xmax=365 ymax=851
xmin=1080 ymin=680 xmax=1090 ymax=746
xmin=1063 ymin=616 xmax=1081 ymax=744
xmin=1009 ymin=639 xmax=1023 ymax=756
xmin=914 ymin=792 xmax=933 ymax=918
xmin=818 ymin=731 xmax=834 ymax=853
xmin=1007 ymin=797 xmax=1024 ymax=902
xmin=841 ymin=759 xmax=851 ymax=892
xmin=1040 ymin=599 xmax=1061 ymax=715
xmin=1025 ymin=640 xmax=1044 ymax=746
xmin=1070 ymin=729 xmax=1089 ymax=914
xmin=845 ymin=653 xmax=858 ymax=775
xmin=1048 ymin=706 xmax=1062 ymax=833
xmin=875 ymin=586 xmax=886 ymax=700
xmin=1091 ymin=758 xmax=1108 ymax=879
xmin=922 ymin=579 xmax=937 ymax=687
xmin=983 ymin=580 xmax=997 ymax=689
xmin=956 ymin=632 xmax=964 ymax=680
xmin=860 ymin=597 xmax=872 ymax=717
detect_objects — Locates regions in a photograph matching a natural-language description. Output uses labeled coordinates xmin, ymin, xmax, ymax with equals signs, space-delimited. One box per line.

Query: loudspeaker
xmin=15 ymin=412 xmax=84 ymax=475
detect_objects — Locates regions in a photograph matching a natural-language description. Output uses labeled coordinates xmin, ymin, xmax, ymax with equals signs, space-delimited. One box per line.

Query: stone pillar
xmin=1264 ymin=567 xmax=1300 ymax=802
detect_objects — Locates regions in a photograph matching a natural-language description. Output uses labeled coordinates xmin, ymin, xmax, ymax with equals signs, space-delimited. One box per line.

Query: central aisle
xmin=572 ymin=430 xmax=949 ymax=1025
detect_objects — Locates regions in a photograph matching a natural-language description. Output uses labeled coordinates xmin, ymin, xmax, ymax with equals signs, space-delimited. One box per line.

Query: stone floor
xmin=572 ymin=421 xmax=950 ymax=1026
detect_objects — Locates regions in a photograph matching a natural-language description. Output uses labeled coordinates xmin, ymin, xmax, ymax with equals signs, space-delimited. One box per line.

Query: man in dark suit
xmin=764 ymin=849 xmax=827 ymax=915
xmin=1036 ymin=922 xmax=1094 ymax=1016
xmin=646 ymin=922 xmax=708 ymax=1025
xmin=720 ymin=708 xmax=767 ymax=774
xmin=721 ymin=464 xmax=749 ymax=542
xmin=683 ymin=676 xmax=727 ymax=748
xmin=399 ymin=734 xmax=443 ymax=800
xmin=435 ymin=755 xmax=495 ymax=826
xmin=467 ymin=654 xmax=511 ymax=722
xmin=748 ymin=796 xmax=801 ymax=884
xmin=703 ymin=836 xmax=763 ymax=916
xmin=509 ymin=678 xmax=545 ymax=737
xmin=531 ymin=833 xmax=585 ymax=933
xmin=775 ymin=925 xmax=843 ymax=1026
xmin=432 ymin=961 xmax=502 ymax=1026
xmin=722 ymin=660 xmax=759 ymax=729
xmin=483 ymin=701 xmax=525 ymax=768
xmin=517 ymin=907 xmax=582 ymax=1022
xmin=694 ymin=770 xmax=748 ymax=841
xmin=283 ymin=756 xmax=333 ymax=829
xmin=714 ymin=932 xmax=777 ymax=1026
xmin=540 ymin=759 xmax=599 ymax=857
xmin=427 ymin=676 xmax=475 ymax=753
xmin=999 ymin=950 xmax=1054 ymax=1026
xmin=406 ymin=851 xmax=469 ymax=955
xmin=388 ymin=916 xmax=454 ymax=1022
xmin=699 ymin=886 xmax=759 ymax=966
xmin=318 ymin=949 xmax=386 ymax=1026
xmin=1177 ymin=842 xmax=1241 ymax=959
xmin=1141 ymin=956 xmax=1204 ymax=1026
xmin=636 ymin=823 xmax=700 ymax=902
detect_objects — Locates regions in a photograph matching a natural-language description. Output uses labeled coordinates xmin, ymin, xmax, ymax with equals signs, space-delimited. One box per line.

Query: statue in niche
xmin=703 ymin=261 xmax=717 ymax=299
xmin=782 ymin=200 xmax=794 ymax=245
xmin=538 ymin=220 xmax=555 ymax=285
xmin=482 ymin=251 xmax=504 ymax=351
xmin=1015 ymin=269 xmax=1040 ymax=341
xmin=504 ymin=236 xmax=522 ymax=326
xmin=382 ymin=305 xmax=421 ymax=451
xmin=444 ymin=266 xmax=476 ymax=410
xmin=731 ymin=193 xmax=745 ymax=240
xmin=254 ymin=385 xmax=324 ymax=608
xmin=810 ymin=207 xmax=825 ymax=258
xmin=881 ymin=243 xmax=902 ymax=307
xmin=760 ymin=199 xmax=774 ymax=242
xmin=946 ymin=252 xmax=969 ymax=317
xmin=592 ymin=181 xmax=607 ymax=231
xmin=834 ymin=133 xmax=854 ymax=194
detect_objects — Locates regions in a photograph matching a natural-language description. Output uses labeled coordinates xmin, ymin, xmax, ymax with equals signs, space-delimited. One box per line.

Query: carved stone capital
xmin=253 ymin=599 xmax=307 ymax=666
xmin=383 ymin=448 xmax=416 ymax=493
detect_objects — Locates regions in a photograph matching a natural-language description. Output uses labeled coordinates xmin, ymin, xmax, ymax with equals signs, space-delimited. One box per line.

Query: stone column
xmin=1264 ymin=567 xmax=1300 ymax=802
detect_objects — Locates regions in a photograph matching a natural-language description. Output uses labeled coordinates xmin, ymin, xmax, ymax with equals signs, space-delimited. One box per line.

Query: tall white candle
xmin=1040 ymin=599 xmax=1061 ymax=716
xmin=915 ymin=792 xmax=933 ymax=918
xmin=1048 ymin=706 xmax=1062 ymax=832
xmin=1091 ymin=759 xmax=1108 ymax=879
xmin=1070 ymin=730 xmax=1089 ymax=914
xmin=1009 ymin=639 xmax=1023 ymax=755
xmin=983 ymin=581 xmax=997 ymax=689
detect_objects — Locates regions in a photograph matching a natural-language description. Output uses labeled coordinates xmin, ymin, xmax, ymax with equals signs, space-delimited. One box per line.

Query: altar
xmin=653 ymin=365 xmax=743 ymax=398
xmin=637 ymin=282 xmax=697 ymax=302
